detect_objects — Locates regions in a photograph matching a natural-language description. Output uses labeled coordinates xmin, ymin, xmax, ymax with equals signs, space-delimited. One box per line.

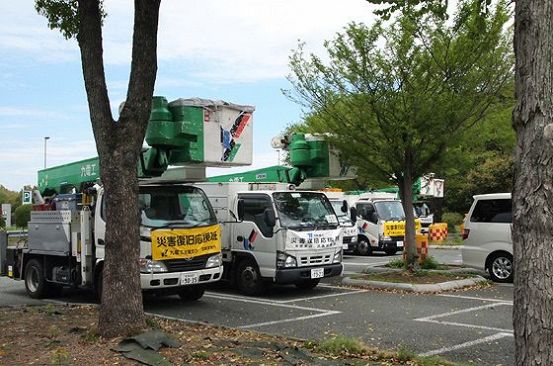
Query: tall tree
xmin=369 ymin=0 xmax=553 ymax=363
xmin=285 ymin=0 xmax=512 ymax=268
xmin=35 ymin=0 xmax=161 ymax=337
xmin=512 ymin=2 xmax=553 ymax=364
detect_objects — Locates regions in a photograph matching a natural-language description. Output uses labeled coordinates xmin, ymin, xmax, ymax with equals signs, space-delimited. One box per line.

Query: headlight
xmin=139 ymin=258 xmax=168 ymax=273
xmin=333 ymin=248 xmax=343 ymax=263
xmin=206 ymin=254 xmax=223 ymax=268
xmin=350 ymin=235 xmax=358 ymax=243
xmin=277 ymin=251 xmax=297 ymax=268
xmin=379 ymin=234 xmax=392 ymax=242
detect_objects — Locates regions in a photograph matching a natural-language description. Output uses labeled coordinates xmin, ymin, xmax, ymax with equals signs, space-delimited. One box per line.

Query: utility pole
xmin=43 ymin=136 xmax=50 ymax=169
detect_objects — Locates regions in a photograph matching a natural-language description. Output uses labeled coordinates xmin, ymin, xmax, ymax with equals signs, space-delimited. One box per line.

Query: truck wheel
xmin=487 ymin=252 xmax=513 ymax=283
xmin=357 ymin=238 xmax=372 ymax=256
xmin=24 ymin=259 xmax=47 ymax=299
xmin=178 ymin=286 xmax=205 ymax=301
xmin=295 ymin=279 xmax=320 ymax=290
xmin=385 ymin=248 xmax=398 ymax=256
xmin=236 ymin=259 xmax=265 ymax=296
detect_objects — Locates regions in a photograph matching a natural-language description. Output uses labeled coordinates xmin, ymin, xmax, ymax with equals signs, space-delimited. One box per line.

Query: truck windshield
xmin=374 ymin=201 xmax=405 ymax=221
xmin=273 ymin=192 xmax=338 ymax=230
xmin=139 ymin=186 xmax=217 ymax=228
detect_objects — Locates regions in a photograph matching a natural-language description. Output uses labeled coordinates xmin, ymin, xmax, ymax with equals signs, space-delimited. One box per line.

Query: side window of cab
xmin=238 ymin=195 xmax=274 ymax=238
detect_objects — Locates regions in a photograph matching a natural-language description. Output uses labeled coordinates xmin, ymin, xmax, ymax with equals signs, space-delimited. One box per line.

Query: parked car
xmin=462 ymin=193 xmax=512 ymax=282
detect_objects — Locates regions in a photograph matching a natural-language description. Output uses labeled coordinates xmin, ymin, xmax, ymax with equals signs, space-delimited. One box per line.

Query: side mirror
xmin=237 ymin=199 xmax=245 ymax=221
xmin=349 ymin=207 xmax=357 ymax=223
xmin=341 ymin=200 xmax=348 ymax=213
xmin=264 ymin=208 xmax=276 ymax=228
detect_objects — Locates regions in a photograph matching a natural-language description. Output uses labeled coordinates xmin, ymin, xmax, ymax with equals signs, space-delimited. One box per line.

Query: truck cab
xmin=327 ymin=198 xmax=358 ymax=253
xmin=197 ymin=183 xmax=343 ymax=295
xmin=355 ymin=198 xmax=420 ymax=256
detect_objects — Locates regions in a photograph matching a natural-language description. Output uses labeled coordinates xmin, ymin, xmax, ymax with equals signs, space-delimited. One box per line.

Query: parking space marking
xmin=419 ymin=332 xmax=513 ymax=357
xmin=204 ymin=292 xmax=341 ymax=329
xmin=415 ymin=302 xmax=512 ymax=323
xmin=277 ymin=288 xmax=368 ymax=304
xmin=438 ymin=294 xmax=513 ymax=304
xmin=239 ymin=310 xmax=340 ymax=329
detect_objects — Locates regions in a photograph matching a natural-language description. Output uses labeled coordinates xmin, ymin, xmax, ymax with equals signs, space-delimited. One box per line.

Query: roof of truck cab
xmin=472 ymin=193 xmax=511 ymax=200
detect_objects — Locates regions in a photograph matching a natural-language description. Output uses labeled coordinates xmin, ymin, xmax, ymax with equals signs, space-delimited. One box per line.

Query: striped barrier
xmin=429 ymin=223 xmax=448 ymax=244
xmin=402 ymin=234 xmax=428 ymax=264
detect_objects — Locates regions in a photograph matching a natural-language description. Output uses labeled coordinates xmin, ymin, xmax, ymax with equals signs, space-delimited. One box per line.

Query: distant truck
xmin=344 ymin=192 xmax=421 ymax=256
xmin=0 ymin=182 xmax=223 ymax=301
xmin=196 ymin=182 xmax=344 ymax=295
xmin=321 ymin=191 xmax=358 ymax=252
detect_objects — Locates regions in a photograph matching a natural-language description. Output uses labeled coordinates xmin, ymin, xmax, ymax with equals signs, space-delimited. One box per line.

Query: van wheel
xmin=25 ymin=259 xmax=47 ymax=299
xmin=295 ymin=279 xmax=320 ymax=290
xmin=357 ymin=238 xmax=372 ymax=256
xmin=488 ymin=253 xmax=513 ymax=283
xmin=178 ymin=286 xmax=205 ymax=301
xmin=236 ymin=259 xmax=265 ymax=296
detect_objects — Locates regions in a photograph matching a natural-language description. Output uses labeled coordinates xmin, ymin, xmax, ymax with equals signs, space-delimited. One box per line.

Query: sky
xmin=0 ymin=0 xmax=375 ymax=191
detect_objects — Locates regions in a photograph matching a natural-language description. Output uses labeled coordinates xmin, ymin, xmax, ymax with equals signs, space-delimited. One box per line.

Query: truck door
xmin=234 ymin=194 xmax=277 ymax=278
xmin=94 ymin=191 xmax=106 ymax=260
xmin=356 ymin=202 xmax=378 ymax=245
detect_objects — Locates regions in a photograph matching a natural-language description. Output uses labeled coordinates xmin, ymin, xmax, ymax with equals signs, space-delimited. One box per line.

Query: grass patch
xmin=310 ymin=335 xmax=366 ymax=355
xmin=191 ymin=350 xmax=211 ymax=360
xmin=386 ymin=256 xmax=444 ymax=270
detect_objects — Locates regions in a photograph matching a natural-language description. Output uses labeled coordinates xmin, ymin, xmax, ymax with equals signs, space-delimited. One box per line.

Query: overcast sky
xmin=0 ymin=0 xmax=376 ymax=191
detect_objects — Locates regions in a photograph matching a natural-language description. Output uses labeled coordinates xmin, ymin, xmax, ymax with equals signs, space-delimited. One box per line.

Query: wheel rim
xmin=358 ymin=241 xmax=368 ymax=253
xmin=26 ymin=266 xmax=39 ymax=293
xmin=491 ymin=256 xmax=512 ymax=280
xmin=242 ymin=266 xmax=258 ymax=289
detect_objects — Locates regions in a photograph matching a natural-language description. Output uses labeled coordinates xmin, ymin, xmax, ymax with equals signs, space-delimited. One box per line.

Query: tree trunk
xmin=98 ymin=144 xmax=145 ymax=338
xmin=76 ymin=0 xmax=160 ymax=338
xmin=513 ymin=1 xmax=553 ymax=364
xmin=398 ymin=167 xmax=417 ymax=270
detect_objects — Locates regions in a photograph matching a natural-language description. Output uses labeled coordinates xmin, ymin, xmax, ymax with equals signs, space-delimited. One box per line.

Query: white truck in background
xmin=321 ymin=191 xmax=358 ymax=253
xmin=344 ymin=192 xmax=421 ymax=256
xmin=196 ymin=182 xmax=344 ymax=295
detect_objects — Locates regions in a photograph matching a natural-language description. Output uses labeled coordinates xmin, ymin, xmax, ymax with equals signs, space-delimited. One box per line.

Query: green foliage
xmin=387 ymin=258 xmax=407 ymax=269
xmin=420 ymin=256 xmax=439 ymax=270
xmin=316 ymin=335 xmax=365 ymax=355
xmin=14 ymin=205 xmax=32 ymax=228
xmin=34 ymin=0 xmax=106 ymax=40
xmin=442 ymin=212 xmax=464 ymax=232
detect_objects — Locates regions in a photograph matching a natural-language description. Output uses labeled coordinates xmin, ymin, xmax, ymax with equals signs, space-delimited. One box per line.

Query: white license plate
xmin=342 ymin=244 xmax=348 ymax=250
xmin=181 ymin=273 xmax=199 ymax=285
xmin=396 ymin=241 xmax=404 ymax=248
xmin=311 ymin=268 xmax=324 ymax=279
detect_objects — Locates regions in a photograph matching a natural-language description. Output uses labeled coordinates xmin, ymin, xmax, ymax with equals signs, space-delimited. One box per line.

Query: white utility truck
xmin=344 ymin=192 xmax=421 ymax=256
xmin=321 ymin=191 xmax=358 ymax=252
xmin=196 ymin=182 xmax=344 ymax=295
xmin=1 ymin=182 xmax=223 ymax=301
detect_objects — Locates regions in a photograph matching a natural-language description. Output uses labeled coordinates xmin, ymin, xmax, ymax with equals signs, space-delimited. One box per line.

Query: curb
xmin=429 ymin=244 xmax=464 ymax=249
xmin=342 ymin=275 xmax=488 ymax=293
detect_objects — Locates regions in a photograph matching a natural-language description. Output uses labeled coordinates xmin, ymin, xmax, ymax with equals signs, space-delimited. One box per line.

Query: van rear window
xmin=470 ymin=199 xmax=512 ymax=223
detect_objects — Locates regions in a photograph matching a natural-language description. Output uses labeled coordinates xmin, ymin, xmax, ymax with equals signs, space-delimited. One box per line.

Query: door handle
xmin=98 ymin=239 xmax=105 ymax=246
xmin=236 ymin=236 xmax=244 ymax=242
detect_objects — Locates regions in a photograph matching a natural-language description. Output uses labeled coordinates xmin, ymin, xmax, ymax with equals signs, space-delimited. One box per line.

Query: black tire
xmin=236 ymin=259 xmax=265 ymax=296
xmin=295 ymin=279 xmax=320 ymax=290
xmin=178 ymin=286 xmax=205 ymax=301
xmin=47 ymin=284 xmax=63 ymax=298
xmin=487 ymin=252 xmax=513 ymax=283
xmin=356 ymin=237 xmax=372 ymax=256
xmin=385 ymin=248 xmax=398 ymax=256
xmin=24 ymin=259 xmax=47 ymax=299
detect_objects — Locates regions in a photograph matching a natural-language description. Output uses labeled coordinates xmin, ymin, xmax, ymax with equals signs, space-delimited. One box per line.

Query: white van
xmin=462 ymin=193 xmax=512 ymax=282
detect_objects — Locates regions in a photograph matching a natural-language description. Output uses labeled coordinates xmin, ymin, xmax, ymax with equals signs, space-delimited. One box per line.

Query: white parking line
xmin=239 ymin=311 xmax=340 ymax=329
xmin=278 ymin=289 xmax=368 ymax=304
xmin=415 ymin=302 xmax=512 ymax=322
xmin=438 ymin=294 xmax=513 ymax=304
xmin=419 ymin=332 xmax=513 ymax=357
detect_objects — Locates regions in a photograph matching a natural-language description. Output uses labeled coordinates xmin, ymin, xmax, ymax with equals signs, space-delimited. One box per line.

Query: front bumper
xmin=274 ymin=263 xmax=343 ymax=284
xmin=378 ymin=237 xmax=404 ymax=251
xmin=140 ymin=265 xmax=223 ymax=290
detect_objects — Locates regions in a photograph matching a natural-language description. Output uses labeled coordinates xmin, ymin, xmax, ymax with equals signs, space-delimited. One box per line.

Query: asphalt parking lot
xmin=0 ymin=248 xmax=513 ymax=365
